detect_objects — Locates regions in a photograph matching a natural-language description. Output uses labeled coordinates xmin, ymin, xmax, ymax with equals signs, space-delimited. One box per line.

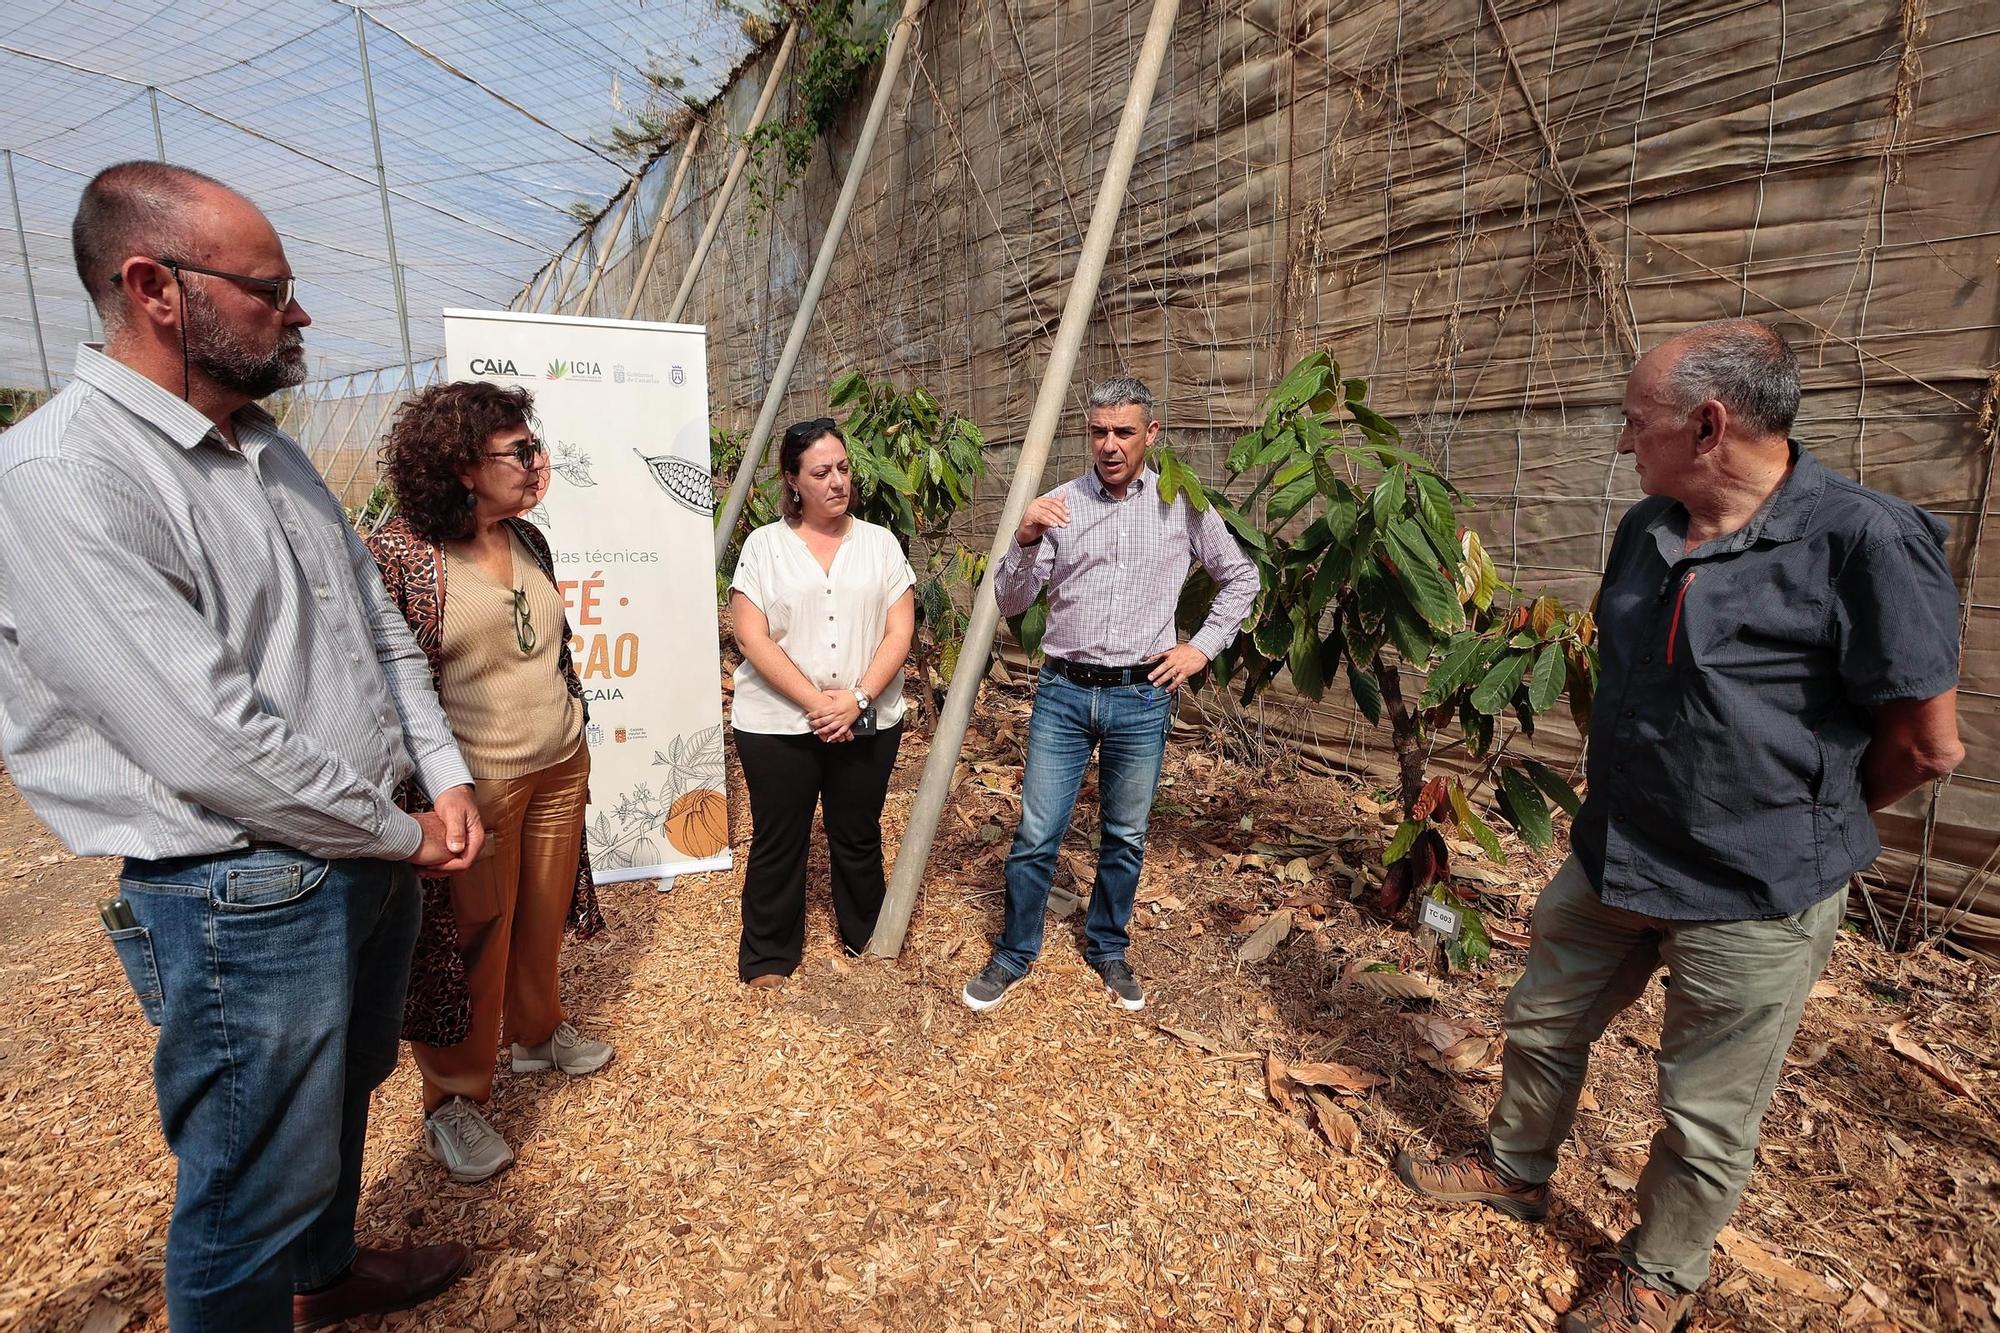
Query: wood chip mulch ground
xmin=2 ymin=691 xmax=1997 ymax=1332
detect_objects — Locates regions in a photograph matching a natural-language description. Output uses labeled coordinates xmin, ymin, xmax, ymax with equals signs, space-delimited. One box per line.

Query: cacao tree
xmin=1164 ymin=349 xmax=1598 ymax=965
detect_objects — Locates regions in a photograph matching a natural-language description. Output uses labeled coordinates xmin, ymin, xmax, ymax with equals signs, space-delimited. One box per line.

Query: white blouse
xmin=729 ymin=518 xmax=916 ymax=735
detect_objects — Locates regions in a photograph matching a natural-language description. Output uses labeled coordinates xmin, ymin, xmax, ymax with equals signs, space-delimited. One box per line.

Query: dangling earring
xmin=463 ymin=487 xmax=477 ymax=507
xmin=789 ymin=488 xmax=801 ymax=504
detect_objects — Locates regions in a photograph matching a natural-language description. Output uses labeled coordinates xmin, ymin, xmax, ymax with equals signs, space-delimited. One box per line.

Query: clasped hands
xmin=409 ymin=784 xmax=487 ymax=873
xmin=806 ymin=689 xmax=862 ymax=742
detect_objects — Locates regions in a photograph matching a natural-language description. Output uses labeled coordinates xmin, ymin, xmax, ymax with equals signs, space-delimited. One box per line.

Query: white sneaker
xmin=423 ymin=1097 xmax=513 ymax=1183
xmin=510 ymin=1020 xmax=614 ymax=1075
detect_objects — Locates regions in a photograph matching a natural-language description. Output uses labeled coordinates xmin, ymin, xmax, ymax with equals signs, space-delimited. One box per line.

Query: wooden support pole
xmin=570 ymin=181 xmax=641 ymax=315
xmin=620 ymin=117 xmax=707 ymax=322
xmin=712 ymin=0 xmax=930 ymax=563
xmin=869 ymin=0 xmax=1182 ymax=957
xmin=545 ymin=234 xmax=593 ymax=313
xmin=665 ymin=23 xmax=798 ymax=323
xmin=3 ymin=150 xmax=52 ymax=392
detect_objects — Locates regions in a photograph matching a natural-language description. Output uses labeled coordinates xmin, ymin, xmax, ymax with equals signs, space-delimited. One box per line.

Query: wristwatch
xmin=852 ymin=688 xmax=872 ymax=712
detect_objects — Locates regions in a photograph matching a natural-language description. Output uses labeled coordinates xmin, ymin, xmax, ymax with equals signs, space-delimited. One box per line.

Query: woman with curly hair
xmin=366 ymin=380 xmax=610 ymax=1184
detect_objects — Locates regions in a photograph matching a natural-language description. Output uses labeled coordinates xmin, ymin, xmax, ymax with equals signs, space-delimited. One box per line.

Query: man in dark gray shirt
xmin=0 ymin=163 xmax=484 ymax=1331
xmin=1393 ymin=320 xmax=1963 ymax=1333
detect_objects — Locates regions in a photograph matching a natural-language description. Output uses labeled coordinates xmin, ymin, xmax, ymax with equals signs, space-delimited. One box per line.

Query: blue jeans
xmin=112 ymin=847 xmax=420 ymax=1332
xmin=993 ymin=668 xmax=1173 ymax=977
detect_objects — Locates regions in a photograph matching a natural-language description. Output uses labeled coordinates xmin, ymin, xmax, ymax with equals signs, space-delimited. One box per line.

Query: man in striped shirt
xmin=962 ymin=375 xmax=1258 ymax=1013
xmin=0 ymin=163 xmax=482 ymax=1331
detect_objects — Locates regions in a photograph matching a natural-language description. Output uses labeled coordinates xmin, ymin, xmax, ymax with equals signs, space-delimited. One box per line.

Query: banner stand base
xmin=595 ymin=851 xmax=734 ymax=891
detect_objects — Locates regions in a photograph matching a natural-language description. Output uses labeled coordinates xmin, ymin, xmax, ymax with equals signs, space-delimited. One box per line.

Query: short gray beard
xmin=183 ymin=283 xmax=307 ymax=398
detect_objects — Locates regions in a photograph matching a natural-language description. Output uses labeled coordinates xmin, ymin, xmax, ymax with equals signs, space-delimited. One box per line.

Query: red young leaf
xmin=1377 ymin=859 xmax=1413 ymax=915
xmin=1411 ymin=776 xmax=1448 ymax=822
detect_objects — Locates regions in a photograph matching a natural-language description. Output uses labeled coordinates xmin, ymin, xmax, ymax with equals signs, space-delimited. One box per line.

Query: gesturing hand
xmin=806 ymin=689 xmax=862 ymax=742
xmin=1015 ymin=494 xmax=1071 ymax=547
xmin=1146 ymin=642 xmax=1210 ymax=691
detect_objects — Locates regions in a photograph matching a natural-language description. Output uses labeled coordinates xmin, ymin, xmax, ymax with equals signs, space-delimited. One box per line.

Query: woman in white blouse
xmin=728 ymin=418 xmax=916 ymax=987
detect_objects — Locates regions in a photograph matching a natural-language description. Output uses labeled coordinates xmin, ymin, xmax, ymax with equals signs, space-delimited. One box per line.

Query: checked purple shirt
xmin=993 ymin=467 xmax=1259 ymax=667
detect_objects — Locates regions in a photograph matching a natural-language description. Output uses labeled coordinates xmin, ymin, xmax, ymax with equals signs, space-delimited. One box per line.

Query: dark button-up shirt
xmin=993 ymin=467 xmax=1259 ymax=666
xmin=0 ymin=344 xmax=471 ymax=861
xmin=1571 ymin=442 xmax=1960 ymax=921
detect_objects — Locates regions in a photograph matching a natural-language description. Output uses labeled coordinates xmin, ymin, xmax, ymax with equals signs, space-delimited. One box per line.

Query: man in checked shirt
xmin=961 ymin=375 xmax=1258 ymax=1013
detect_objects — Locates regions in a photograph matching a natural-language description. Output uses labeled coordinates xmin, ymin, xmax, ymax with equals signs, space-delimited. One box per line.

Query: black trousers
xmin=733 ymin=723 xmax=902 ymax=980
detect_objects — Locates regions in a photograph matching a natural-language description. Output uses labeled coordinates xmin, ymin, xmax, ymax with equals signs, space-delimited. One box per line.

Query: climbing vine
xmin=743 ymin=0 xmax=887 ymax=230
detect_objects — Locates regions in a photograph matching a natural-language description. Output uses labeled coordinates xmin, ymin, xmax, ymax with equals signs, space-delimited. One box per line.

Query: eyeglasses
xmin=484 ymin=437 xmax=549 ymax=470
xmin=511 ymin=587 xmax=536 ymax=655
xmin=148 ymin=258 xmax=297 ymax=312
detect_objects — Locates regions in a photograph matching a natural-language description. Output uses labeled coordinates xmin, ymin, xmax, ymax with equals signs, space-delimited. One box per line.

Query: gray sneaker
xmin=961 ymin=959 xmax=1025 ymax=1012
xmin=423 ymin=1097 xmax=513 ymax=1184
xmin=511 ymin=1020 xmax=614 ymax=1075
xmin=1093 ymin=958 xmax=1145 ymax=1010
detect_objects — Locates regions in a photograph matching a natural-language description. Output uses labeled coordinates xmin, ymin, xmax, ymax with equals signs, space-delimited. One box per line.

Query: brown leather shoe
xmin=1561 ymin=1267 xmax=1695 ymax=1333
xmin=293 ymin=1242 xmax=472 ymax=1331
xmin=1392 ymin=1144 xmax=1551 ymax=1221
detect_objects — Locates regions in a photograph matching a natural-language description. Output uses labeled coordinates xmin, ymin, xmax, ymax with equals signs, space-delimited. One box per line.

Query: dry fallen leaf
xmin=1717 ymin=1227 xmax=1843 ymax=1305
xmin=1407 ymin=1014 xmax=1502 ymax=1078
xmin=1287 ymin=1061 xmax=1388 ymax=1096
xmin=1159 ymin=1025 xmax=1223 ymax=1055
xmin=1237 ymin=909 xmax=1293 ymax=964
xmin=1343 ymin=961 xmax=1440 ymax=1002
xmin=1884 ymin=1023 xmax=1978 ymax=1099
xmin=1266 ymin=1053 xmax=1304 ymax=1115
xmin=1304 ymin=1089 xmax=1360 ymax=1152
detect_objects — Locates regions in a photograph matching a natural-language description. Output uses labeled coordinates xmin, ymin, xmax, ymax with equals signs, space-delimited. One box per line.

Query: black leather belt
xmin=1045 ymin=655 xmax=1154 ymax=688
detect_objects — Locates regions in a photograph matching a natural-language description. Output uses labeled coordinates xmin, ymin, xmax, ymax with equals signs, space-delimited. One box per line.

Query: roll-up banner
xmin=443 ymin=309 xmax=729 ymax=885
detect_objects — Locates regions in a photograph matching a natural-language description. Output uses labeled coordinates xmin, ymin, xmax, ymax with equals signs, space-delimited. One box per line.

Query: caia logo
xmin=469 ymin=357 xmax=518 ymax=376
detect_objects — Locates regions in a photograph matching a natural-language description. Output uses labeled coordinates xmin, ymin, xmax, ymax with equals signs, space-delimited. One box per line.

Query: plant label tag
xmin=1419 ymin=898 xmax=1462 ymax=939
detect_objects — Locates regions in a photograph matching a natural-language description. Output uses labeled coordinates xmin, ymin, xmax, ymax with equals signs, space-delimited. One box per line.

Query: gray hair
xmin=1088 ymin=374 xmax=1155 ymax=418
xmin=1663 ymin=318 xmax=1799 ymax=439
xmin=73 ymin=161 xmax=230 ymax=326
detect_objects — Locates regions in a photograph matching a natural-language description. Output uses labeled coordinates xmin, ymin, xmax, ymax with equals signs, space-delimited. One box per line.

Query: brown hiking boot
xmin=1392 ymin=1143 xmax=1550 ymax=1221
xmin=1561 ymin=1267 xmax=1695 ymax=1333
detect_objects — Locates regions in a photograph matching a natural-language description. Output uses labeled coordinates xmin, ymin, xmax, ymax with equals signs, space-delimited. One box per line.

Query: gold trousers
xmin=412 ymin=740 xmax=589 ymax=1112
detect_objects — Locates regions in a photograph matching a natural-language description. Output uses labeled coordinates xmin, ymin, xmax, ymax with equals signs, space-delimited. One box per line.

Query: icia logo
xmin=546 ymin=359 xmax=603 ymax=382
xmin=546 ymin=360 xmax=568 ymax=380
xmin=469 ymin=357 xmax=518 ymax=376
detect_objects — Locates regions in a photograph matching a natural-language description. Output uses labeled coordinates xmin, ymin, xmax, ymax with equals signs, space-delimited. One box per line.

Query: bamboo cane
xmin=868 ymin=0 xmax=1182 ymax=958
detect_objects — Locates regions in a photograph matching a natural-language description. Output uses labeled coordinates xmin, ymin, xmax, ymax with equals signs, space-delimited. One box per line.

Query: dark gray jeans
xmin=1486 ymin=856 xmax=1844 ymax=1293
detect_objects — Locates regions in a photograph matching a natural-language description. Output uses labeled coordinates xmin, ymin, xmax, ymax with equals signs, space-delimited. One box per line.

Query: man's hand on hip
xmin=410 ymin=784 xmax=485 ymax=873
xmin=1147 ymin=643 xmax=1209 ymax=690
xmin=1016 ymin=494 xmax=1071 ymax=546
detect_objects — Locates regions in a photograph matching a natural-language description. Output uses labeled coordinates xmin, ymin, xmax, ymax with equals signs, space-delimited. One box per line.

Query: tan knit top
xmin=439 ymin=534 xmax=583 ymax=780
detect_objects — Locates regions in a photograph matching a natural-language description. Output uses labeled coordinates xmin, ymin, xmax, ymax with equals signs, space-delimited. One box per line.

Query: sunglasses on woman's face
xmin=484 ymin=437 xmax=550 ymax=470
